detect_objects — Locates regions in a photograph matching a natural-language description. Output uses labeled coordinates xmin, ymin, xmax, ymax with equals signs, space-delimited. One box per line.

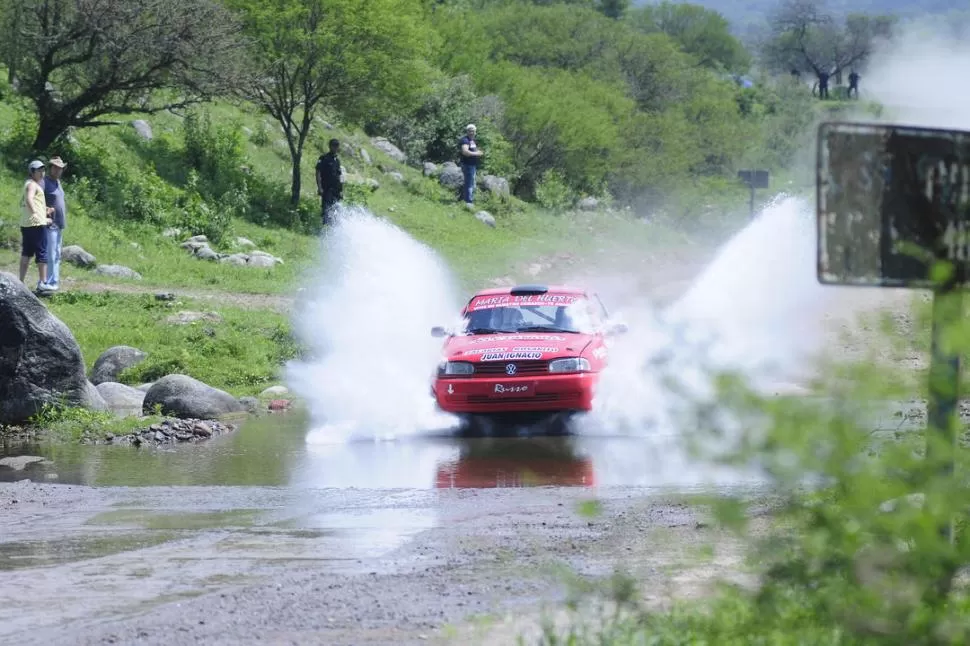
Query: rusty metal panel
xmin=817 ymin=122 xmax=970 ymax=287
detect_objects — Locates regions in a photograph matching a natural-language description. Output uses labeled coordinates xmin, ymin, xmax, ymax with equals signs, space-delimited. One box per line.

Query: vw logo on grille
xmin=505 ymin=363 xmax=517 ymax=375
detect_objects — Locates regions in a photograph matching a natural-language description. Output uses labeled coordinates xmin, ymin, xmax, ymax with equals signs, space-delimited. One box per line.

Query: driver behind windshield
xmin=464 ymin=303 xmax=589 ymax=333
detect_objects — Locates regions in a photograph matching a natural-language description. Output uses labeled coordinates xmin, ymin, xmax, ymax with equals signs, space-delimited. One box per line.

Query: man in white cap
xmin=19 ymin=160 xmax=55 ymax=291
xmin=458 ymin=124 xmax=483 ymax=206
xmin=42 ymin=156 xmax=68 ymax=291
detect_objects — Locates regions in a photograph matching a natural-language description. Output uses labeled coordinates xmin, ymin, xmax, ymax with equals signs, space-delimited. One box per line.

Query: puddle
xmin=1 ymin=408 xmax=765 ymax=490
xmin=87 ymin=509 xmax=264 ymax=531
xmin=0 ymin=533 xmax=179 ymax=571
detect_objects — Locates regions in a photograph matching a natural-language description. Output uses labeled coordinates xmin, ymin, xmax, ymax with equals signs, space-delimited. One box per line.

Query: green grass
xmin=41 ymin=290 xmax=300 ymax=397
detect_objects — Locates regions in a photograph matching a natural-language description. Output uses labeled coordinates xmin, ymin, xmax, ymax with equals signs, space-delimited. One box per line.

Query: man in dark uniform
xmin=817 ymin=70 xmax=830 ymax=99
xmin=315 ymin=138 xmax=343 ymax=225
xmin=848 ymin=70 xmax=860 ymax=99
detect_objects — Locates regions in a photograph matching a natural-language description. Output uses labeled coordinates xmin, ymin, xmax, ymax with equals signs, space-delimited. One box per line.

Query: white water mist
xmin=286 ymin=206 xmax=461 ymax=443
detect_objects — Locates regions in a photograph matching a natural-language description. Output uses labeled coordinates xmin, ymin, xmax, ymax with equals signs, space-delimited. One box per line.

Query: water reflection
xmin=1 ymin=410 xmax=760 ymax=490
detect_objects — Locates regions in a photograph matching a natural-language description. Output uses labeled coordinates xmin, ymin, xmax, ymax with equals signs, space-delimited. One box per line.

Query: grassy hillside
xmin=0 ymin=91 xmax=766 ymax=298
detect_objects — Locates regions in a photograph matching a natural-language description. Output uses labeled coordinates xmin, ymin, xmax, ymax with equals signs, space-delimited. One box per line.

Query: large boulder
xmin=0 ymin=272 xmax=107 ymax=424
xmin=90 ymin=345 xmax=148 ymax=385
xmin=96 ymin=382 xmax=146 ymax=418
xmin=369 ymin=137 xmax=406 ymax=163
xmin=480 ymin=175 xmax=510 ymax=198
xmin=61 ymin=245 xmax=97 ymax=268
xmin=438 ymin=162 xmax=463 ymax=190
xmin=142 ymin=374 xmax=245 ymax=419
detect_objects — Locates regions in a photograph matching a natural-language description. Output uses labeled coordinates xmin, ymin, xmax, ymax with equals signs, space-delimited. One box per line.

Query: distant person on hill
xmin=41 ymin=156 xmax=68 ymax=291
xmin=19 ymin=160 xmax=55 ymax=292
xmin=458 ymin=124 xmax=483 ymax=206
xmin=316 ymin=138 xmax=343 ymax=226
xmin=848 ymin=71 xmax=860 ymax=99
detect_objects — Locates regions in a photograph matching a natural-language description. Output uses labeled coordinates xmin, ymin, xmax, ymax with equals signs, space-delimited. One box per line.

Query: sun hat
xmin=28 ymin=160 xmax=45 ymax=171
xmin=49 ymin=156 xmax=67 ymax=168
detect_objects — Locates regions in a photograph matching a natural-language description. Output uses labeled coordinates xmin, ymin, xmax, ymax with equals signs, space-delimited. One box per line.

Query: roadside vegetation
xmin=533 ymin=293 xmax=970 ymax=644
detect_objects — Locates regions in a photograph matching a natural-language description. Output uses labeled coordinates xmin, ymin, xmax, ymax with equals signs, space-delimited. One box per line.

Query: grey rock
xmin=388 ymin=171 xmax=404 ymax=183
xmin=94 ymin=265 xmax=142 ymax=280
xmin=238 ymin=396 xmax=260 ymax=413
xmin=438 ymin=162 xmax=463 ymax=190
xmin=235 ymin=237 xmax=256 ymax=249
xmin=154 ymin=292 xmax=176 ymax=302
xmin=61 ymin=245 xmax=96 ymax=268
xmin=247 ymin=254 xmax=276 ymax=268
xmin=0 ymin=456 xmax=50 ymax=471
xmin=180 ymin=240 xmax=206 ymax=251
xmin=142 ymin=374 xmax=246 ymax=419
xmin=95 ymin=382 xmax=146 ymax=417
xmin=365 ymin=178 xmax=380 ymax=191
xmin=423 ymin=162 xmax=439 ymax=177
xmin=194 ymin=245 xmax=220 ymax=261
xmin=165 ymin=311 xmax=223 ymax=325
xmin=260 ymin=385 xmax=289 ymax=397
xmin=90 ymin=345 xmax=148 ymax=385
xmin=220 ymin=253 xmax=249 ymax=266
xmin=578 ymin=196 xmax=599 ymax=211
xmin=248 ymin=250 xmax=283 ymax=264
xmin=0 ymin=272 xmax=108 ymax=423
xmin=369 ymin=137 xmax=406 ymax=163
xmin=360 ymin=148 xmax=372 ymax=165
xmin=136 ymin=383 xmax=155 ymax=392
xmin=480 ymin=175 xmax=510 ymax=198
xmin=186 ymin=235 xmax=209 ymax=243
xmin=131 ymin=119 xmax=153 ymax=140
xmin=82 ymin=380 xmax=108 ymax=412
xmin=475 ymin=211 xmax=496 ymax=228
xmin=161 ymin=228 xmax=182 ymax=238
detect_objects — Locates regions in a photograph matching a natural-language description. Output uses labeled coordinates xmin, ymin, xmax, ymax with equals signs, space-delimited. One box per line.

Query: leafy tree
xmin=595 ymin=0 xmax=630 ymax=19
xmin=475 ymin=62 xmax=634 ymax=199
xmin=0 ymin=0 xmax=247 ymax=152
xmin=625 ymin=2 xmax=752 ymax=73
xmin=227 ymin=0 xmax=436 ymax=205
xmin=760 ymin=0 xmax=895 ymax=85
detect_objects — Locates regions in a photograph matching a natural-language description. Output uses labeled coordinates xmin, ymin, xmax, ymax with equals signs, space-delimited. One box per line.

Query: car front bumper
xmin=432 ymin=372 xmax=596 ymax=414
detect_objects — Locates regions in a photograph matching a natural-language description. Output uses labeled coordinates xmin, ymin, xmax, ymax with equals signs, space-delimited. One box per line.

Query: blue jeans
xmin=461 ymin=163 xmax=477 ymax=203
xmin=44 ymin=225 xmax=62 ymax=286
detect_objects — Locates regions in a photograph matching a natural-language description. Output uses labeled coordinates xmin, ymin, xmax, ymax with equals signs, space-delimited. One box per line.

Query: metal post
xmin=749 ymin=183 xmax=756 ymax=220
xmin=926 ymin=282 xmax=962 ymax=544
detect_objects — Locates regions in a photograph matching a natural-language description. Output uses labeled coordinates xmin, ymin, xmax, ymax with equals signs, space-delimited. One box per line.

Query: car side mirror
xmin=431 ymin=326 xmax=448 ymax=338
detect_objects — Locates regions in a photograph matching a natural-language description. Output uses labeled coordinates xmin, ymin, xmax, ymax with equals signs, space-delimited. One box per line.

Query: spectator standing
xmin=19 ymin=160 xmax=55 ymax=292
xmin=42 ymin=156 xmax=68 ymax=291
xmin=459 ymin=124 xmax=483 ymax=206
xmin=848 ymin=71 xmax=860 ymax=99
xmin=315 ymin=139 xmax=343 ymax=226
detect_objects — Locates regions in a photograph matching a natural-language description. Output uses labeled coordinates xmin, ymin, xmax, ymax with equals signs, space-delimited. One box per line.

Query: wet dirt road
xmin=0 ymin=411 xmax=776 ymax=646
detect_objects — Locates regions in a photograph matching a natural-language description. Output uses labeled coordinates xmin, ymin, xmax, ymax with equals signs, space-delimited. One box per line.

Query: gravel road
xmin=0 ymin=480 xmax=773 ymax=645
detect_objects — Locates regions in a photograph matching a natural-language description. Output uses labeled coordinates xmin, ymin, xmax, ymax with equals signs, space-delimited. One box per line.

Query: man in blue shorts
xmin=19 ymin=160 xmax=55 ymax=292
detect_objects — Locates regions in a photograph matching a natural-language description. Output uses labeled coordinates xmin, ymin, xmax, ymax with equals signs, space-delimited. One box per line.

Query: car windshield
xmin=461 ymin=294 xmax=596 ymax=334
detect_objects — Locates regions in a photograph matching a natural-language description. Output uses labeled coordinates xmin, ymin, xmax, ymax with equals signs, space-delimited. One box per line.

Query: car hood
xmin=444 ymin=332 xmax=593 ymax=362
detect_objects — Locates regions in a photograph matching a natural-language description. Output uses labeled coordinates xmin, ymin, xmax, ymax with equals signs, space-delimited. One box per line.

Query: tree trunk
xmin=32 ymin=116 xmax=69 ymax=153
xmin=290 ymin=153 xmax=302 ymax=207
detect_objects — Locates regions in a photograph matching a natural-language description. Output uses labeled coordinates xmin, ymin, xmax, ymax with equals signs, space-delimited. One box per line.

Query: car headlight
xmin=439 ymin=361 xmax=475 ymax=376
xmin=548 ymin=357 xmax=590 ymax=373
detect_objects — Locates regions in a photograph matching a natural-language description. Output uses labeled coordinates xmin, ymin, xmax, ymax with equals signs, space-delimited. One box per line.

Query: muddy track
xmin=0 ymin=481 xmax=775 ymax=646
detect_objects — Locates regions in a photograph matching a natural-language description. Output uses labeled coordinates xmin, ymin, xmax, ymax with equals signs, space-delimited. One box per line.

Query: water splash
xmin=286 ymin=206 xmax=461 ymax=443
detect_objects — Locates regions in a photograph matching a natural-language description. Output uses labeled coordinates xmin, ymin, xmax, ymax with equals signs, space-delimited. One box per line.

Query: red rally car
xmin=430 ymin=284 xmax=627 ymax=426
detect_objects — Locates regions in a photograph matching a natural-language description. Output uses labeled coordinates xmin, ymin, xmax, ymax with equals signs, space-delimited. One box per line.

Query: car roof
xmin=469 ymin=284 xmax=589 ymax=299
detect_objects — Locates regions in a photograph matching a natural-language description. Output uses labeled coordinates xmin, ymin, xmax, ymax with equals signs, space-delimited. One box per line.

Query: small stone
xmin=155 ymin=292 xmax=176 ymax=302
